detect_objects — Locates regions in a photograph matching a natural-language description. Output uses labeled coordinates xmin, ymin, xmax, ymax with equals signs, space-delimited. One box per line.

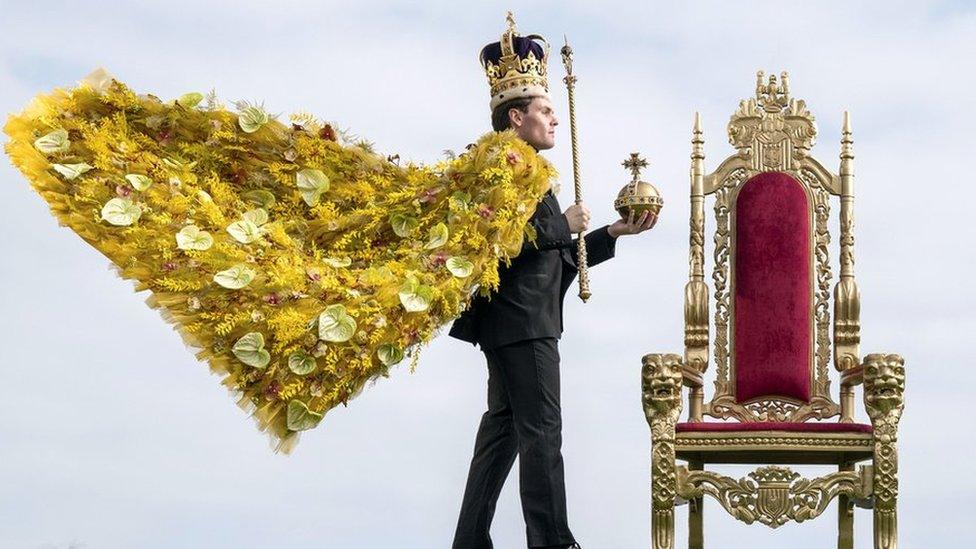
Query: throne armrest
xmin=840 ymin=364 xmax=863 ymax=387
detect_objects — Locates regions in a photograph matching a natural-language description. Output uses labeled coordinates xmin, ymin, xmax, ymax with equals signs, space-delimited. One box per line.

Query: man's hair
xmin=491 ymin=96 xmax=535 ymax=132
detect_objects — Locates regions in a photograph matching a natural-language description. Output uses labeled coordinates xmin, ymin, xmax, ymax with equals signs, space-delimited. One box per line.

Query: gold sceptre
xmin=560 ymin=36 xmax=591 ymax=302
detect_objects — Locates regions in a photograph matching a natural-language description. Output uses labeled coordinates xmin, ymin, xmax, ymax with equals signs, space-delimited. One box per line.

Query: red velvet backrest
xmin=733 ymin=172 xmax=812 ymax=403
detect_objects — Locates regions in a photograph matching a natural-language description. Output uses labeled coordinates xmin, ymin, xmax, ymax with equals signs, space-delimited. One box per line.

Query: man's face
xmin=510 ymin=96 xmax=558 ymax=150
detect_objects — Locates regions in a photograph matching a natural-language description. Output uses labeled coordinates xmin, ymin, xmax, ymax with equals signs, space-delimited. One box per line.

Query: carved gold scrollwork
xmin=800 ymin=168 xmax=834 ymax=400
xmin=689 ymin=199 xmax=705 ymax=279
xmin=676 ymin=465 xmax=873 ymax=529
xmin=707 ymin=395 xmax=839 ymax=423
xmin=727 ymin=72 xmax=818 ymax=172
xmin=710 ymin=168 xmax=748 ymax=400
xmin=642 ymin=353 xmax=684 ymax=549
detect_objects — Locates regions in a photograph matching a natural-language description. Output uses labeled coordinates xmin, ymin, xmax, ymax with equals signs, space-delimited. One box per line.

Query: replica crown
xmin=480 ymin=12 xmax=550 ymax=110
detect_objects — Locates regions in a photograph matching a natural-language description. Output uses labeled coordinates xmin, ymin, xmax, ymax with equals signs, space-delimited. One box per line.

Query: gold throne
xmin=642 ymin=72 xmax=905 ymax=549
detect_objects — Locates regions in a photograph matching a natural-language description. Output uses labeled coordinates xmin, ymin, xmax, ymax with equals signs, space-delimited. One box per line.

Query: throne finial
xmin=755 ymin=70 xmax=790 ymax=113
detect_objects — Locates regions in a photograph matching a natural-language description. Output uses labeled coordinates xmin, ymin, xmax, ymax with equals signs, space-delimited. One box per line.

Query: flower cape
xmin=4 ymin=73 xmax=554 ymax=452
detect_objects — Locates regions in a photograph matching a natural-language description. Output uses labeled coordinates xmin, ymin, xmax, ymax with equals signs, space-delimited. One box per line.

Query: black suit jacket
xmin=448 ymin=189 xmax=617 ymax=350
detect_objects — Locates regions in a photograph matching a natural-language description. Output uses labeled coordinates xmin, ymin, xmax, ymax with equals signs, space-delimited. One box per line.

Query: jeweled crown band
xmin=479 ymin=13 xmax=550 ymax=110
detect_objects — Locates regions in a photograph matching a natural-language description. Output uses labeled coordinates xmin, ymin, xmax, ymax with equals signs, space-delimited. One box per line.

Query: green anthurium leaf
xmin=79 ymin=67 xmax=113 ymax=94
xmin=323 ymin=257 xmax=352 ymax=268
xmin=162 ymin=157 xmax=195 ymax=170
xmin=213 ymin=264 xmax=256 ymax=289
xmin=125 ymin=173 xmax=153 ymax=191
xmin=318 ymin=304 xmax=357 ymax=342
xmin=232 ymin=332 xmax=270 ymax=368
xmin=446 ymin=256 xmax=474 ymax=278
xmin=286 ymin=399 xmax=323 ymax=431
xmin=175 ymin=225 xmax=214 ymax=251
xmin=449 ymin=191 xmax=471 ymax=209
xmin=51 ymin=162 xmax=93 ymax=180
xmin=296 ymin=168 xmax=330 ymax=206
xmin=100 ymin=198 xmax=142 ymax=226
xmin=226 ymin=218 xmax=264 ymax=243
xmin=288 ymin=351 xmax=317 ymax=375
xmin=243 ymin=189 xmax=276 ymax=208
xmin=177 ymin=92 xmax=203 ymax=108
xmin=390 ymin=213 xmax=419 ymax=237
xmin=398 ymin=278 xmax=433 ymax=312
xmin=34 ymin=129 xmax=70 ymax=154
xmin=424 ymin=222 xmax=449 ymax=250
xmin=238 ymin=106 xmax=269 ymax=133
xmin=377 ymin=343 xmax=404 ymax=366
xmin=242 ymin=207 xmax=268 ymax=226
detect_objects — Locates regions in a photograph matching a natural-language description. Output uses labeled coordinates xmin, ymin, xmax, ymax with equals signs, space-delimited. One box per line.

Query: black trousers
xmin=452 ymin=337 xmax=576 ymax=549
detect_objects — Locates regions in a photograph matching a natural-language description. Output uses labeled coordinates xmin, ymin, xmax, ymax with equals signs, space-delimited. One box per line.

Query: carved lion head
xmin=642 ymin=353 xmax=683 ymax=419
xmin=863 ymin=353 xmax=905 ymax=416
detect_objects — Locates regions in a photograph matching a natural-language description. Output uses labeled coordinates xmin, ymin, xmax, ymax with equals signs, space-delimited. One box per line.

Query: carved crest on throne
xmin=727 ymin=71 xmax=818 ymax=172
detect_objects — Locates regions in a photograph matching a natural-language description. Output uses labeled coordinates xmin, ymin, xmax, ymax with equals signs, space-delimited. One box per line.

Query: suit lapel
xmin=542 ymin=191 xmax=558 ymax=216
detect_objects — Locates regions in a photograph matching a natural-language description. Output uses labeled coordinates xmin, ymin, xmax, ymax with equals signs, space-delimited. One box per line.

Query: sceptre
xmin=560 ymin=36 xmax=591 ymax=302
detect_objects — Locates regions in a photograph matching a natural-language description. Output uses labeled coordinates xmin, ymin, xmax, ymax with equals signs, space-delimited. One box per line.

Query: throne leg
xmin=650 ymin=425 xmax=677 ymax=549
xmin=643 ymin=353 xmax=684 ymax=549
xmin=872 ymin=441 xmax=899 ymax=549
xmin=837 ymin=462 xmax=854 ymax=549
xmin=688 ymin=460 xmax=704 ymax=549
xmin=862 ymin=353 xmax=905 ymax=549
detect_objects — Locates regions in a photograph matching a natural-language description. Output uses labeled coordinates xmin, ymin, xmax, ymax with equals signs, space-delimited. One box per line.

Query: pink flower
xmin=116 ymin=184 xmax=132 ymax=197
xmin=418 ymin=187 xmax=442 ymax=204
xmin=506 ymin=151 xmax=522 ymax=165
xmin=476 ymin=204 xmax=495 ymax=219
xmin=429 ymin=251 xmax=448 ymax=267
xmin=161 ymin=262 xmax=177 ymax=272
xmin=264 ymin=293 xmax=282 ymax=306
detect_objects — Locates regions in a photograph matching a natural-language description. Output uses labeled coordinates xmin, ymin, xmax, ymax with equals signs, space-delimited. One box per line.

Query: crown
xmin=479 ymin=12 xmax=550 ymax=110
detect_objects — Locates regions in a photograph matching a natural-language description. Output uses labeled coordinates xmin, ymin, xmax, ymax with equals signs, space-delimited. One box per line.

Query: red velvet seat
xmin=676 ymin=421 xmax=872 ymax=434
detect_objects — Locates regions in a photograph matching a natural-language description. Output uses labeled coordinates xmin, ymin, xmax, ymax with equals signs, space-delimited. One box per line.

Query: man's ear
xmin=508 ymin=107 xmax=523 ymax=128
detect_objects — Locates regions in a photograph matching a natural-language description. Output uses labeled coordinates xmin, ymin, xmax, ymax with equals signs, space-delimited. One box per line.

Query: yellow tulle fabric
xmin=4 ymin=75 xmax=554 ymax=451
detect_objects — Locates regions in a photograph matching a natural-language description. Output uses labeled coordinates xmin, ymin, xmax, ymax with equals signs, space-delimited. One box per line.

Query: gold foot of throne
xmin=642 ymin=72 xmax=905 ymax=549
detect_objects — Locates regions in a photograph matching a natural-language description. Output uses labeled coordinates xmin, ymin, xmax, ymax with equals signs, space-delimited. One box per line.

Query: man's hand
xmin=564 ymin=203 xmax=591 ymax=233
xmin=608 ymin=209 xmax=657 ymax=238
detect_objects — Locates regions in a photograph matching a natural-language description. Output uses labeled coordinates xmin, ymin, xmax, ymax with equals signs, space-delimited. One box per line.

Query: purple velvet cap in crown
xmin=479 ymin=13 xmax=550 ymax=110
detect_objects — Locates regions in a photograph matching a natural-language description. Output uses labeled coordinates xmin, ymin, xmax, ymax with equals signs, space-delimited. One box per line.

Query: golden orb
xmin=614 ymin=152 xmax=663 ymax=220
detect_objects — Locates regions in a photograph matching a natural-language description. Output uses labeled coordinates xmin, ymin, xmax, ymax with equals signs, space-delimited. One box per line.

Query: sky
xmin=0 ymin=1 xmax=973 ymax=547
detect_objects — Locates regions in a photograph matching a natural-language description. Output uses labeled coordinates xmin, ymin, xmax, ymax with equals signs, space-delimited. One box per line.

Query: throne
xmin=642 ymin=72 xmax=905 ymax=549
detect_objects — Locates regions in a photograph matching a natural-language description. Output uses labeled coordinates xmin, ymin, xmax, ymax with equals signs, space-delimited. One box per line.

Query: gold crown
xmin=480 ymin=12 xmax=550 ymax=109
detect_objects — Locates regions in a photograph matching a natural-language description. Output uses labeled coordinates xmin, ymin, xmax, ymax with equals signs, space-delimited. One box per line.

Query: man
xmin=449 ymin=15 xmax=656 ymax=549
